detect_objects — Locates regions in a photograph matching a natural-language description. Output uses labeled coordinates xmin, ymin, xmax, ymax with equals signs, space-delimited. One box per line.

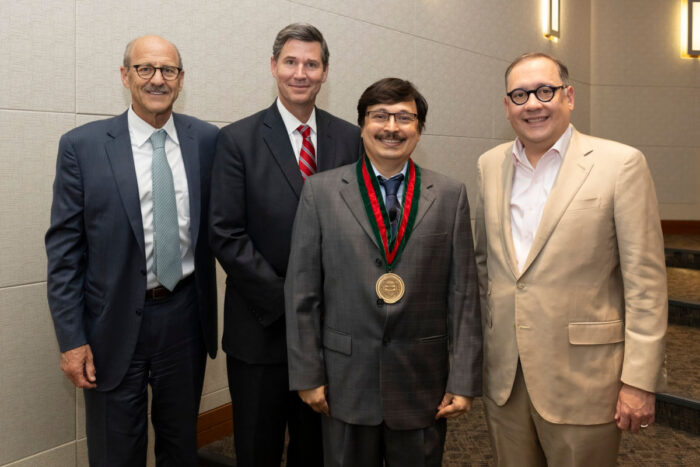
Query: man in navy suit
xmin=209 ymin=23 xmax=360 ymax=466
xmin=46 ymin=35 xmax=218 ymax=466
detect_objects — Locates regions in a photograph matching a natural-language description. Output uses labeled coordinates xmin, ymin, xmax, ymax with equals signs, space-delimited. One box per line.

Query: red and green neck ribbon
xmin=356 ymin=153 xmax=421 ymax=271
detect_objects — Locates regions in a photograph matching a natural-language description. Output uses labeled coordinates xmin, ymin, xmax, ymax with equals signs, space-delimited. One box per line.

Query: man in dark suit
xmin=209 ymin=23 xmax=360 ymax=466
xmin=45 ymin=35 xmax=218 ymax=466
xmin=285 ymin=78 xmax=483 ymax=466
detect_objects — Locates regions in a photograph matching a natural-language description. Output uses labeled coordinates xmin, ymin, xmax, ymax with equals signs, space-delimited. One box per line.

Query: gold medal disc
xmin=376 ymin=272 xmax=405 ymax=304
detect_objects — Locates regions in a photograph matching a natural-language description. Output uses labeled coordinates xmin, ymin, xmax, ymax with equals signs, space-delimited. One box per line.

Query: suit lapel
xmin=174 ymin=114 xmax=201 ymax=249
xmin=316 ymin=109 xmax=339 ymax=172
xmin=262 ymin=103 xmax=304 ymax=198
xmin=498 ymin=145 xmax=519 ymax=279
xmin=519 ymin=130 xmax=594 ymax=275
xmin=339 ymin=165 xmax=379 ymax=248
xmin=104 ymin=112 xmax=145 ymax=257
xmin=411 ymin=171 xmax=436 ymax=232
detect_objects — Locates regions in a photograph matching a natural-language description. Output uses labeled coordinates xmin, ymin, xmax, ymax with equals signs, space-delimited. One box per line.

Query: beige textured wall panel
xmin=289 ymin=4 xmax=415 ymax=125
xmin=0 ymin=284 xmax=75 ymax=465
xmin=415 ymin=41 xmax=501 ymax=138
xmin=591 ymin=0 xmax=698 ymax=86
xmin=570 ymin=81 xmax=591 ymax=135
xmin=200 ymin=388 xmax=232 ymax=413
xmin=76 ymin=439 xmax=88 ymax=467
xmin=293 ymin=0 xmax=415 ymax=33
xmin=414 ymin=135 xmax=509 ymax=206
xmin=414 ymin=0 xmax=542 ymax=59
xmin=590 ymin=85 xmax=698 ymax=148
xmin=0 ymin=111 xmax=75 ymax=288
xmin=0 ymin=0 xmax=75 ymax=112
xmin=642 ymin=146 xmax=699 ymax=205
xmin=75 ymin=0 xmax=290 ymax=121
xmin=3 ymin=442 xmax=75 ymax=467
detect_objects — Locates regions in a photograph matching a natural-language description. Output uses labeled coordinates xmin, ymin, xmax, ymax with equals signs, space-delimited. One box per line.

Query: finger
xmin=616 ymin=411 xmax=631 ymax=431
xmin=85 ymin=348 xmax=97 ymax=383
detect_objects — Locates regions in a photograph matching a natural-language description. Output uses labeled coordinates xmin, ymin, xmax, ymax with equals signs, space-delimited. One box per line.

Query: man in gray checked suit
xmin=285 ymin=78 xmax=482 ymax=466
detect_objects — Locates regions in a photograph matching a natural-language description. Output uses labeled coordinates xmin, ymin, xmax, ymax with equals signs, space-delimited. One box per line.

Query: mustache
xmin=374 ymin=131 xmax=406 ymax=141
xmin=143 ymin=85 xmax=170 ymax=93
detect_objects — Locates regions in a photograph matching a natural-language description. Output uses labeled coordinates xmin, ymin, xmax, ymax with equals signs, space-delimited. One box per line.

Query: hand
xmin=614 ymin=383 xmax=655 ymax=433
xmin=298 ymin=385 xmax=329 ymax=416
xmin=435 ymin=393 xmax=473 ymax=419
xmin=60 ymin=344 xmax=97 ymax=389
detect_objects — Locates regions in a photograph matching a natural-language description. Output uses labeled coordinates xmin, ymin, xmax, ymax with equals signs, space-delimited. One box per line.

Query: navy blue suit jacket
xmin=46 ymin=111 xmax=218 ymax=392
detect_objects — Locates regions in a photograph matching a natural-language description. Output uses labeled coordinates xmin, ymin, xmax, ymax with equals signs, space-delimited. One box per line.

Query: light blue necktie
xmin=150 ymin=129 xmax=182 ymax=291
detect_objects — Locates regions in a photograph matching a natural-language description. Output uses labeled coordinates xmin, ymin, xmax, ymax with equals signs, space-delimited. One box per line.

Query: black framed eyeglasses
xmin=366 ymin=110 xmax=418 ymax=125
xmin=131 ymin=64 xmax=182 ymax=81
xmin=506 ymin=85 xmax=564 ymax=105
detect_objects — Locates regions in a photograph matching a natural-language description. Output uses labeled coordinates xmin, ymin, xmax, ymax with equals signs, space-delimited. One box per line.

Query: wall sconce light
xmin=543 ymin=0 xmax=560 ymax=40
xmin=689 ymin=0 xmax=700 ymax=55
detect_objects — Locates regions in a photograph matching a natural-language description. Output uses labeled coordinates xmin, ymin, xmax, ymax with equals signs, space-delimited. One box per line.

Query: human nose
xmin=523 ymin=91 xmax=542 ymax=108
xmin=293 ymin=63 xmax=306 ymax=79
xmin=385 ymin=114 xmax=399 ymax=130
xmin=150 ymin=68 xmax=165 ymax=84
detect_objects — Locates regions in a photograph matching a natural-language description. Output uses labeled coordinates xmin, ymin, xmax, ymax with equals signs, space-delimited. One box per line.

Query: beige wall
xmin=0 ymin=0 xmax=695 ymax=465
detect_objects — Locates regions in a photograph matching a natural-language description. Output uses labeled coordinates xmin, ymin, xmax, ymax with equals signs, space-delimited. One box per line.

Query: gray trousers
xmin=322 ymin=416 xmax=447 ymax=467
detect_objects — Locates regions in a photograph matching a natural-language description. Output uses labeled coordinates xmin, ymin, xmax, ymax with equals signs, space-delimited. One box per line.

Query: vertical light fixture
xmin=544 ymin=0 xmax=560 ymax=39
xmin=689 ymin=0 xmax=700 ymax=55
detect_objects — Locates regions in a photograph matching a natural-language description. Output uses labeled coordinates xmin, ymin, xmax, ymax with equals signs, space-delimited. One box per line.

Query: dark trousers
xmin=84 ymin=280 xmax=206 ymax=467
xmin=226 ymin=356 xmax=323 ymax=467
xmin=322 ymin=416 xmax=447 ymax=467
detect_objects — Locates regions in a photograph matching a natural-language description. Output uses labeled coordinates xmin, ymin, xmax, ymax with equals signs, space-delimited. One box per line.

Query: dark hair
xmin=272 ymin=23 xmax=329 ymax=69
xmin=357 ymin=78 xmax=428 ymax=133
xmin=504 ymin=52 xmax=570 ymax=90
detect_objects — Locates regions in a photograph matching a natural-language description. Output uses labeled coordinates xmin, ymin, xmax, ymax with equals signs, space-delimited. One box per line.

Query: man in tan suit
xmin=474 ymin=53 xmax=667 ymax=466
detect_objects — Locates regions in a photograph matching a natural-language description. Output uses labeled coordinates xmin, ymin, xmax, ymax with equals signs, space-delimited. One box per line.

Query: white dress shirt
xmin=276 ymin=98 xmax=318 ymax=164
xmin=510 ymin=125 xmax=572 ymax=272
xmin=128 ymin=107 xmax=194 ymax=289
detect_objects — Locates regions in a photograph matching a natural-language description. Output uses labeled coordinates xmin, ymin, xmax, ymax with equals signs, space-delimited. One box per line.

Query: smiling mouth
xmin=525 ymin=116 xmax=548 ymax=123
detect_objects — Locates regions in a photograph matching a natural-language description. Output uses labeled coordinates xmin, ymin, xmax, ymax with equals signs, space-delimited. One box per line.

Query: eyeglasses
xmin=366 ymin=110 xmax=418 ymax=125
xmin=130 ymin=64 xmax=182 ymax=81
xmin=506 ymin=85 xmax=564 ymax=105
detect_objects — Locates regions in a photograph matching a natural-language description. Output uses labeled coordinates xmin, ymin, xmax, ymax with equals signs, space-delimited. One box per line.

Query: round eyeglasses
xmin=130 ymin=64 xmax=182 ymax=81
xmin=506 ymin=85 xmax=564 ymax=105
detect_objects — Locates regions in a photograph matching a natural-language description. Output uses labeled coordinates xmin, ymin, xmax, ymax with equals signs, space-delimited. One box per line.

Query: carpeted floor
xmin=200 ymin=398 xmax=700 ymax=466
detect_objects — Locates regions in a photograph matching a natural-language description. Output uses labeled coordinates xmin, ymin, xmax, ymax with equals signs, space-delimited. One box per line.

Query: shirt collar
xmin=512 ymin=124 xmax=572 ymax=168
xmin=276 ymin=97 xmax=317 ymax=136
xmin=371 ymin=160 xmax=409 ymax=181
xmin=127 ymin=106 xmax=179 ymax=148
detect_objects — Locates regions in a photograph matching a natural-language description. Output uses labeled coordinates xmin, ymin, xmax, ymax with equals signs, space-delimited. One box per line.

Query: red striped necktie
xmin=297 ymin=124 xmax=317 ymax=179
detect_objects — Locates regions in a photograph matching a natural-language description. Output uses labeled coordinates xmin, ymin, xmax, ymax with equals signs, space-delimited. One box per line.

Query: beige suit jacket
xmin=474 ymin=128 xmax=667 ymax=425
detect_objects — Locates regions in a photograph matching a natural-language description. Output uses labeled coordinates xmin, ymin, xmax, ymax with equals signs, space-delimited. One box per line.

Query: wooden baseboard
xmin=197 ymin=403 xmax=233 ymax=448
xmin=661 ymin=220 xmax=700 ymax=235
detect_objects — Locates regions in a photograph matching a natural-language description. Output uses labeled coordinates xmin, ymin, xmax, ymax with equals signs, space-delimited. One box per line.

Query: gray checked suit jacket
xmin=285 ymin=162 xmax=482 ymax=430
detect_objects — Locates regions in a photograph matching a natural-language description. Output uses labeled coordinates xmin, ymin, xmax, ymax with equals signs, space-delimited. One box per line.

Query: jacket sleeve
xmin=208 ymin=128 xmax=285 ymax=326
xmin=45 ymin=133 xmax=88 ymax=352
xmin=284 ymin=180 xmax=326 ymax=390
xmin=614 ymin=149 xmax=667 ymax=392
xmin=445 ymin=184 xmax=483 ymax=397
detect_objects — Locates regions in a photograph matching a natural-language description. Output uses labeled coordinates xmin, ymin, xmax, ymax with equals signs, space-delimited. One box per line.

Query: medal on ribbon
xmin=357 ymin=153 xmax=421 ymax=303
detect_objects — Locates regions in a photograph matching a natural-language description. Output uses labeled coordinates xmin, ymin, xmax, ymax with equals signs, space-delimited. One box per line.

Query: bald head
xmin=123 ymin=35 xmax=182 ymax=69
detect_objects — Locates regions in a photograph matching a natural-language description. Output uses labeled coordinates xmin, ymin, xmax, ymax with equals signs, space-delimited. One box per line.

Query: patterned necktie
xmin=150 ymin=129 xmax=182 ymax=291
xmin=297 ymin=124 xmax=317 ymax=179
xmin=379 ymin=173 xmax=405 ymax=241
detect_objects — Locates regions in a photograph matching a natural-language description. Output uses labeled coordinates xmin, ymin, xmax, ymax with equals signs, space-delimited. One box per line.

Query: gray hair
xmin=122 ymin=36 xmax=183 ymax=69
xmin=504 ymin=52 xmax=570 ymax=90
xmin=272 ymin=23 xmax=329 ymax=69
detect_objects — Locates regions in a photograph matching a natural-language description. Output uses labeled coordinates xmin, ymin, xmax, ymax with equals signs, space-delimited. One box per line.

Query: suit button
xmin=140 ymin=269 xmax=146 ymax=276
xmin=375 ymin=258 xmax=383 ymax=267
xmin=382 ymin=338 xmax=390 ymax=345
xmin=377 ymin=298 xmax=384 ymax=307
xmin=517 ymin=283 xmax=525 ymax=290
xmin=135 ymin=309 xmax=142 ymax=316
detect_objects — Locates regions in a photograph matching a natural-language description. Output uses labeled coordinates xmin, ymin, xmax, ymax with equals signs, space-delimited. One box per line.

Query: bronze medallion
xmin=375 ymin=272 xmax=405 ymax=304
